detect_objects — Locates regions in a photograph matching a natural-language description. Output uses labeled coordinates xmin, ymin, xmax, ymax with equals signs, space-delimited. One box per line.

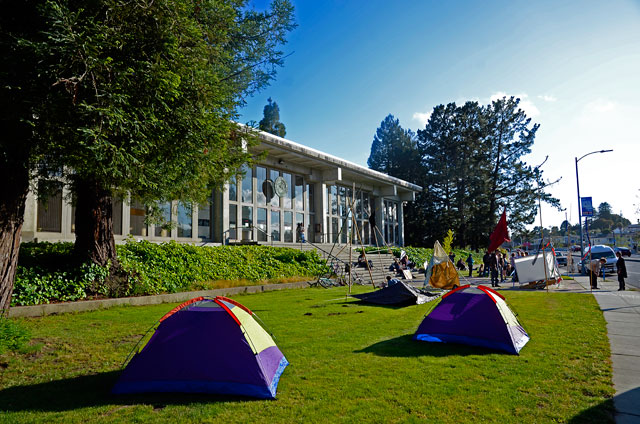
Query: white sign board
xmin=514 ymin=251 xmax=561 ymax=284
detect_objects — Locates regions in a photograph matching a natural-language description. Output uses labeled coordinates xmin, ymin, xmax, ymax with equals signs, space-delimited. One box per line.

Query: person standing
xmin=482 ymin=251 xmax=490 ymax=277
xmin=489 ymin=251 xmax=499 ymax=287
xmin=497 ymin=252 xmax=506 ymax=283
xmin=466 ymin=253 xmax=474 ymax=277
xmin=588 ymin=258 xmax=607 ymax=289
xmin=296 ymin=222 xmax=306 ymax=243
xmin=616 ymin=251 xmax=627 ymax=291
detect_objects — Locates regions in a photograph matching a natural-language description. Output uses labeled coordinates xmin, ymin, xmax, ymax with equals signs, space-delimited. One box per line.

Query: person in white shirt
xmin=588 ymin=258 xmax=606 ymax=289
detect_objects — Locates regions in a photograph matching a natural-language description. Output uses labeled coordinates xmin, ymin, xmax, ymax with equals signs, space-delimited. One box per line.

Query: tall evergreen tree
xmin=259 ymin=97 xmax=286 ymax=137
xmin=367 ymin=114 xmax=420 ymax=184
xmin=411 ymin=97 xmax=559 ymax=250
xmin=0 ymin=0 xmax=295 ymax=312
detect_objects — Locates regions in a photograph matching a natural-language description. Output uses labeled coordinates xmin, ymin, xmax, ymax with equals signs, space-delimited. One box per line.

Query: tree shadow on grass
xmin=355 ymin=334 xmax=504 ymax=357
xmin=0 ymin=371 xmax=255 ymax=413
xmin=565 ymin=387 xmax=639 ymax=424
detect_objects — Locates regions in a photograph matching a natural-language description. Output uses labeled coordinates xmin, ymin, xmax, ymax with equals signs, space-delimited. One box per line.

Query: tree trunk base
xmin=73 ymin=178 xmax=129 ymax=297
xmin=0 ymin=165 xmax=29 ymax=314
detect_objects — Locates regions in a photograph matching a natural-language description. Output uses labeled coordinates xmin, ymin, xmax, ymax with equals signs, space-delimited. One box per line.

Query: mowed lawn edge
xmin=0 ymin=288 xmax=614 ymax=423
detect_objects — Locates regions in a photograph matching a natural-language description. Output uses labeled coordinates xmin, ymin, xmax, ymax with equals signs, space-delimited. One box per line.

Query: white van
xmin=581 ymin=245 xmax=617 ymax=274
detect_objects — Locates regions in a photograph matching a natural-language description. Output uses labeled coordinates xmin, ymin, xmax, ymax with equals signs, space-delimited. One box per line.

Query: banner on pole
xmin=581 ymin=197 xmax=593 ymax=217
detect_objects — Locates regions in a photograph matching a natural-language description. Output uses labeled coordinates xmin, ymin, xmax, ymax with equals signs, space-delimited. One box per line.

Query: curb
xmin=8 ymin=281 xmax=311 ymax=318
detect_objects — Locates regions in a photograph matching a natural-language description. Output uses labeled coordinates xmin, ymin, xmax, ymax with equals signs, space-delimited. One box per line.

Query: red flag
xmin=488 ymin=210 xmax=510 ymax=252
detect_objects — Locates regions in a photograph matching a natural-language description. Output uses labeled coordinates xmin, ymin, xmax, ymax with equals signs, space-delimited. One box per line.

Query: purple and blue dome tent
xmin=112 ymin=296 xmax=288 ymax=399
xmin=414 ymin=285 xmax=529 ymax=354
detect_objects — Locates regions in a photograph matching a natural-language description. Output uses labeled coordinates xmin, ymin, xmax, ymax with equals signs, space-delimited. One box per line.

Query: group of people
xmin=477 ymin=250 xmax=522 ymax=287
xmin=388 ymin=251 xmax=415 ymax=275
xmin=587 ymin=251 xmax=627 ymax=291
xmin=450 ymin=251 xmax=518 ymax=287
xmin=381 ymin=246 xmax=630 ymax=291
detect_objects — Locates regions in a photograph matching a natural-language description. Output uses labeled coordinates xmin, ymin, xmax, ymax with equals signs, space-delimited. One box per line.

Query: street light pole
xmin=575 ymin=149 xmax=613 ymax=274
xmin=575 ymin=157 xmax=584 ymax=272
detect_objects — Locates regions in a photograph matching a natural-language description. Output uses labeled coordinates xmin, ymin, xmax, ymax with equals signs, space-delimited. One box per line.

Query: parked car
xmin=571 ymin=245 xmax=581 ymax=252
xmin=578 ymin=245 xmax=617 ymax=274
xmin=555 ymin=250 xmax=568 ymax=266
xmin=614 ymin=247 xmax=632 ymax=257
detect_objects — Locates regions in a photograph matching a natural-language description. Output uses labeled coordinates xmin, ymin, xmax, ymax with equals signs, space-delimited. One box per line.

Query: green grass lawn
xmin=0 ymin=287 xmax=614 ymax=423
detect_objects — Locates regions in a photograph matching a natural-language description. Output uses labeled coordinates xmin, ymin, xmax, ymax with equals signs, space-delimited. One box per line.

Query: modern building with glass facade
xmin=21 ymin=130 xmax=421 ymax=247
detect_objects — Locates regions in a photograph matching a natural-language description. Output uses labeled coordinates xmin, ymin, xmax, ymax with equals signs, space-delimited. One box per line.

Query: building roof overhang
xmin=246 ymin=128 xmax=423 ymax=197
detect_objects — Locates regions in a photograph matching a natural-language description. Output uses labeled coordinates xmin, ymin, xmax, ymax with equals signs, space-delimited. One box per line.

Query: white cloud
xmin=490 ymin=91 xmax=540 ymax=117
xmin=538 ymin=94 xmax=557 ymax=102
xmin=412 ymin=111 xmax=432 ymax=127
xmin=584 ymin=98 xmax=616 ymax=113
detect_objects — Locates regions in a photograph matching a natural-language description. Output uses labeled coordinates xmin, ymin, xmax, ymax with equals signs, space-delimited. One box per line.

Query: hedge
xmin=12 ymin=241 xmax=328 ymax=306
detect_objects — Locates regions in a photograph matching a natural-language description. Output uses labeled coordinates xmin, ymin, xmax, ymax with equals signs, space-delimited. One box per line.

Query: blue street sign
xmin=581 ymin=197 xmax=593 ymax=217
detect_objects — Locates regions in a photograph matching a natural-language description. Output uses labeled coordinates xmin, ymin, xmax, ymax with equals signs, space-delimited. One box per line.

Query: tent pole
xmin=347 ymin=189 xmax=376 ymax=288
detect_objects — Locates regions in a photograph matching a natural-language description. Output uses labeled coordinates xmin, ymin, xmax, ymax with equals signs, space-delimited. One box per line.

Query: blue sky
xmin=241 ymin=0 xmax=640 ymax=229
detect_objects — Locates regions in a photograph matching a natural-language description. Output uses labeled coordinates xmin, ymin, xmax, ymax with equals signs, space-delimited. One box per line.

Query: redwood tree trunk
xmin=72 ymin=178 xmax=129 ymax=296
xmin=0 ymin=164 xmax=29 ymax=314
xmin=73 ymin=178 xmax=120 ymax=268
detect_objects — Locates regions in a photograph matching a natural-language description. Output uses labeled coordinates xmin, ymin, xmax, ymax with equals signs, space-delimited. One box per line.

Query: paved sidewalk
xmin=539 ymin=275 xmax=640 ymax=423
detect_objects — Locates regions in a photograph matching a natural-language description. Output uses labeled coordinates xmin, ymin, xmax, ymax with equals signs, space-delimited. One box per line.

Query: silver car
xmin=579 ymin=245 xmax=617 ymax=274
xmin=555 ymin=250 xmax=568 ymax=267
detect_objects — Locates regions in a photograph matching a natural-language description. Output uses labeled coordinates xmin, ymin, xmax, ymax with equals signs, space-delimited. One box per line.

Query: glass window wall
xmin=295 ymin=176 xmax=304 ymax=211
xmin=229 ymin=204 xmax=237 ymax=240
xmin=242 ymin=206 xmax=253 ymax=240
xmin=283 ymin=172 xmax=292 ymax=209
xmin=257 ymin=208 xmax=267 ymax=242
xmin=241 ymin=165 xmax=253 ymax=203
xmin=177 ymin=202 xmax=192 ymax=238
xmin=229 ymin=175 xmax=237 ymax=202
xmin=270 ymin=210 xmax=280 ymax=241
xmin=256 ymin=166 xmax=267 ymax=206
xmin=270 ymin=169 xmax=280 ymax=207
xmin=198 ymin=198 xmax=211 ymax=239
xmin=296 ymin=212 xmax=304 ymax=243
xmin=130 ymin=199 xmax=147 ymax=236
xmin=284 ymin=211 xmax=293 ymax=242
xmin=154 ymin=201 xmax=172 ymax=237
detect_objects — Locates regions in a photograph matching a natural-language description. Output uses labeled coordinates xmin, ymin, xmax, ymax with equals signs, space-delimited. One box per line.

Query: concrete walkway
xmin=541 ymin=274 xmax=640 ymax=423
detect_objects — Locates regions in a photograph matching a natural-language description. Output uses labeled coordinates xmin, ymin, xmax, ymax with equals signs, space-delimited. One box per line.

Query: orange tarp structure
xmin=425 ymin=241 xmax=460 ymax=290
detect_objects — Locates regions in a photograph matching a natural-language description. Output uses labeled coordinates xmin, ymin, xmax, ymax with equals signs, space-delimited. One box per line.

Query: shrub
xmin=12 ymin=243 xmax=110 ymax=306
xmin=117 ymin=241 xmax=328 ymax=295
xmin=12 ymin=241 xmax=329 ymax=306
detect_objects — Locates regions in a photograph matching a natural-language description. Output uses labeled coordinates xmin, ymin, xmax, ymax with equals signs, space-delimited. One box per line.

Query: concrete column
xmin=398 ymin=201 xmax=405 ymax=247
xmin=60 ymin=185 xmax=73 ymax=241
xmin=191 ymin=203 xmax=199 ymax=242
xmin=170 ymin=201 xmax=178 ymax=239
xmin=222 ymin=184 xmax=230 ymax=244
xmin=122 ymin=195 xmax=131 ymax=237
xmin=21 ymin=190 xmax=38 ymax=241
xmin=315 ymin=182 xmax=326 ymax=243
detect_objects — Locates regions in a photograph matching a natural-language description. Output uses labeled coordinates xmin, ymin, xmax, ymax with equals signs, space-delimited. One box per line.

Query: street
xmin=622 ymin=255 xmax=640 ymax=290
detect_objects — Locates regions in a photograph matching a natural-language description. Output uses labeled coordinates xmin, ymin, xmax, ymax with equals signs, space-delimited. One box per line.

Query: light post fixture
xmin=575 ymin=149 xmax=613 ymax=273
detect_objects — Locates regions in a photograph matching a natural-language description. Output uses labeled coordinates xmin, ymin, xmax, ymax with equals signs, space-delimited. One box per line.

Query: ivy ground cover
xmin=0 ymin=288 xmax=614 ymax=423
